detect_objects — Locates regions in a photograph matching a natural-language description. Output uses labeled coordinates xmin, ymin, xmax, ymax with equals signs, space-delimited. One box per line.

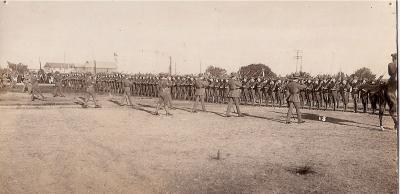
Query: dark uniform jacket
xmin=286 ymin=81 xmax=306 ymax=103
xmin=194 ymin=78 xmax=209 ymax=96
xmin=228 ymin=79 xmax=242 ymax=98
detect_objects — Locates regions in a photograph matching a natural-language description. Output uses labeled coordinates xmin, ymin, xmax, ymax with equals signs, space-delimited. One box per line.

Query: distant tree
xmin=286 ymin=71 xmax=311 ymax=79
xmin=205 ymin=66 xmax=227 ymax=77
xmin=350 ymin=67 xmax=376 ymax=80
xmin=239 ymin=63 xmax=276 ymax=78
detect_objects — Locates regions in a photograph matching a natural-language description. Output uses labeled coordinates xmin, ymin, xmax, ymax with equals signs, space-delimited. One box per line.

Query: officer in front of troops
xmin=226 ymin=73 xmax=244 ymax=117
xmin=82 ymin=73 xmax=101 ymax=108
xmin=53 ymin=71 xmax=65 ymax=97
xmin=285 ymin=74 xmax=306 ymax=124
xmin=154 ymin=76 xmax=172 ymax=116
xmin=120 ymin=75 xmax=134 ymax=106
xmin=192 ymin=74 xmax=209 ymax=113
xmin=30 ymin=72 xmax=46 ymax=101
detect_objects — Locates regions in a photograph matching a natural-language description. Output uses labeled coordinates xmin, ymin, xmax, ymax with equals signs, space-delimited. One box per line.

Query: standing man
xmin=285 ymin=75 xmax=306 ymax=124
xmin=30 ymin=72 xmax=45 ymax=101
xmin=53 ymin=72 xmax=65 ymax=97
xmin=154 ymin=76 xmax=172 ymax=116
xmin=226 ymin=73 xmax=244 ymax=117
xmin=192 ymin=74 xmax=209 ymax=113
xmin=82 ymin=73 xmax=101 ymax=108
xmin=120 ymin=75 xmax=133 ymax=106
xmin=350 ymin=77 xmax=360 ymax=113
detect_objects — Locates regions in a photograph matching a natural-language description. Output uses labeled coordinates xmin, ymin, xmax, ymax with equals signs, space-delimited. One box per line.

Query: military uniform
xmin=192 ymin=76 xmax=209 ymax=112
xmin=285 ymin=77 xmax=306 ymax=124
xmin=226 ymin=74 xmax=243 ymax=117
xmin=82 ymin=75 xmax=101 ymax=108
xmin=155 ymin=77 xmax=172 ymax=116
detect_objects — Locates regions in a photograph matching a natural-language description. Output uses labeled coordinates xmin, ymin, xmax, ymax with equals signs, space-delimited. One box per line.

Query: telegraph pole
xmin=294 ymin=50 xmax=303 ymax=73
xmin=169 ymin=56 xmax=172 ymax=75
xmin=200 ymin=61 xmax=202 ymax=74
xmin=174 ymin=62 xmax=177 ymax=75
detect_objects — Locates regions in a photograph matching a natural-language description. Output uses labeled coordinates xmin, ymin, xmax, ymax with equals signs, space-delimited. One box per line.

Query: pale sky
xmin=0 ymin=1 xmax=396 ymax=76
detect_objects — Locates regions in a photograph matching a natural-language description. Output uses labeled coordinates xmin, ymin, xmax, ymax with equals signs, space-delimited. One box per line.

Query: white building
xmin=43 ymin=61 xmax=118 ymax=74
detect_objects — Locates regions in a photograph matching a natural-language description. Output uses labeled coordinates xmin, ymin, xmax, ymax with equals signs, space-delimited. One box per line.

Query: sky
xmin=0 ymin=1 xmax=396 ymax=76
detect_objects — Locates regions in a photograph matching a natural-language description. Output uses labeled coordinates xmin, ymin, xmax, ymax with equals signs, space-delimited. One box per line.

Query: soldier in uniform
xmin=285 ymin=75 xmax=306 ymax=124
xmin=268 ymin=80 xmax=276 ymax=107
xmin=30 ymin=72 xmax=45 ymax=101
xmin=255 ymin=77 xmax=263 ymax=106
xmin=276 ymin=79 xmax=284 ymax=107
xmin=313 ymin=79 xmax=322 ymax=110
xmin=360 ymin=78 xmax=369 ymax=113
xmin=340 ymin=79 xmax=351 ymax=111
xmin=226 ymin=73 xmax=244 ymax=117
xmin=82 ymin=73 xmax=101 ymax=108
xmin=120 ymin=76 xmax=133 ymax=106
xmin=53 ymin=72 xmax=65 ymax=97
xmin=350 ymin=77 xmax=360 ymax=113
xmin=154 ymin=76 xmax=172 ymax=116
xmin=248 ymin=77 xmax=256 ymax=105
xmin=192 ymin=74 xmax=209 ymax=112
xmin=329 ymin=78 xmax=339 ymax=111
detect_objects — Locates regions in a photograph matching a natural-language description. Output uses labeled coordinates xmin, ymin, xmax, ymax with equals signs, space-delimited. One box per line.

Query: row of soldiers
xmin=48 ymin=72 xmax=382 ymax=113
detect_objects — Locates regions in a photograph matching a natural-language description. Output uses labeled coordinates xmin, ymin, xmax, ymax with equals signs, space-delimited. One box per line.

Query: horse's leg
xmin=387 ymin=92 xmax=398 ymax=130
xmin=379 ymin=101 xmax=385 ymax=131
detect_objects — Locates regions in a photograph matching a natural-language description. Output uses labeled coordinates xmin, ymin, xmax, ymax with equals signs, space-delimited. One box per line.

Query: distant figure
xmin=285 ymin=75 xmax=306 ymax=124
xmin=192 ymin=74 xmax=209 ymax=113
xmin=226 ymin=73 xmax=244 ymax=117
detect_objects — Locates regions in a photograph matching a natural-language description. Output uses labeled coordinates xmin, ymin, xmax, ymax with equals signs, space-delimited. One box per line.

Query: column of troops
xmin=47 ymin=72 xmax=382 ymax=114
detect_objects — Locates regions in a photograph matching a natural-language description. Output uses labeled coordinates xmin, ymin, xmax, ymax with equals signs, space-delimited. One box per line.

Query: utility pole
xmin=200 ymin=61 xmax=202 ymax=74
xmin=294 ymin=50 xmax=302 ymax=73
xmin=94 ymin=60 xmax=97 ymax=74
xmin=39 ymin=57 xmax=42 ymax=70
xmin=174 ymin=62 xmax=176 ymax=75
xmin=169 ymin=56 xmax=172 ymax=75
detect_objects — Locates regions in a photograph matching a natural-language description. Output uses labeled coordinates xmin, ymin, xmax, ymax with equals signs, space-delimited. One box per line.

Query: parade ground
xmin=0 ymin=92 xmax=397 ymax=194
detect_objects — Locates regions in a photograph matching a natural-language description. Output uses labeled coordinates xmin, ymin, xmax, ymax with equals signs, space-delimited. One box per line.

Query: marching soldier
xmin=226 ymin=73 xmax=244 ymax=117
xmin=285 ymin=75 xmax=306 ymax=124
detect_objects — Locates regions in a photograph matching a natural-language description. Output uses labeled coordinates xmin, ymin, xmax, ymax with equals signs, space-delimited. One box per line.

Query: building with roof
xmin=43 ymin=63 xmax=76 ymax=73
xmin=43 ymin=61 xmax=118 ymax=73
xmin=75 ymin=61 xmax=117 ymax=73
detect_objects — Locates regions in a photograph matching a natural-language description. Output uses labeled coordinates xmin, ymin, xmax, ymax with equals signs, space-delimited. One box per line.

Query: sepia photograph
xmin=0 ymin=1 xmax=398 ymax=193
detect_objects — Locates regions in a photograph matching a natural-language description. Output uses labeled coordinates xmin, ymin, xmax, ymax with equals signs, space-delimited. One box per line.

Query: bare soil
xmin=0 ymin=92 xmax=397 ymax=194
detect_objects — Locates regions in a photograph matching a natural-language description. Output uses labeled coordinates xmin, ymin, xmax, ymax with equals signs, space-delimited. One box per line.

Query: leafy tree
xmin=351 ymin=67 xmax=376 ymax=80
xmin=205 ymin=66 xmax=227 ymax=77
xmin=239 ymin=63 xmax=276 ymax=78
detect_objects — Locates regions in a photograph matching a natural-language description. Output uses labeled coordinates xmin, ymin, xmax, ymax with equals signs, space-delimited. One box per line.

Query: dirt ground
xmin=0 ymin=92 xmax=397 ymax=194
